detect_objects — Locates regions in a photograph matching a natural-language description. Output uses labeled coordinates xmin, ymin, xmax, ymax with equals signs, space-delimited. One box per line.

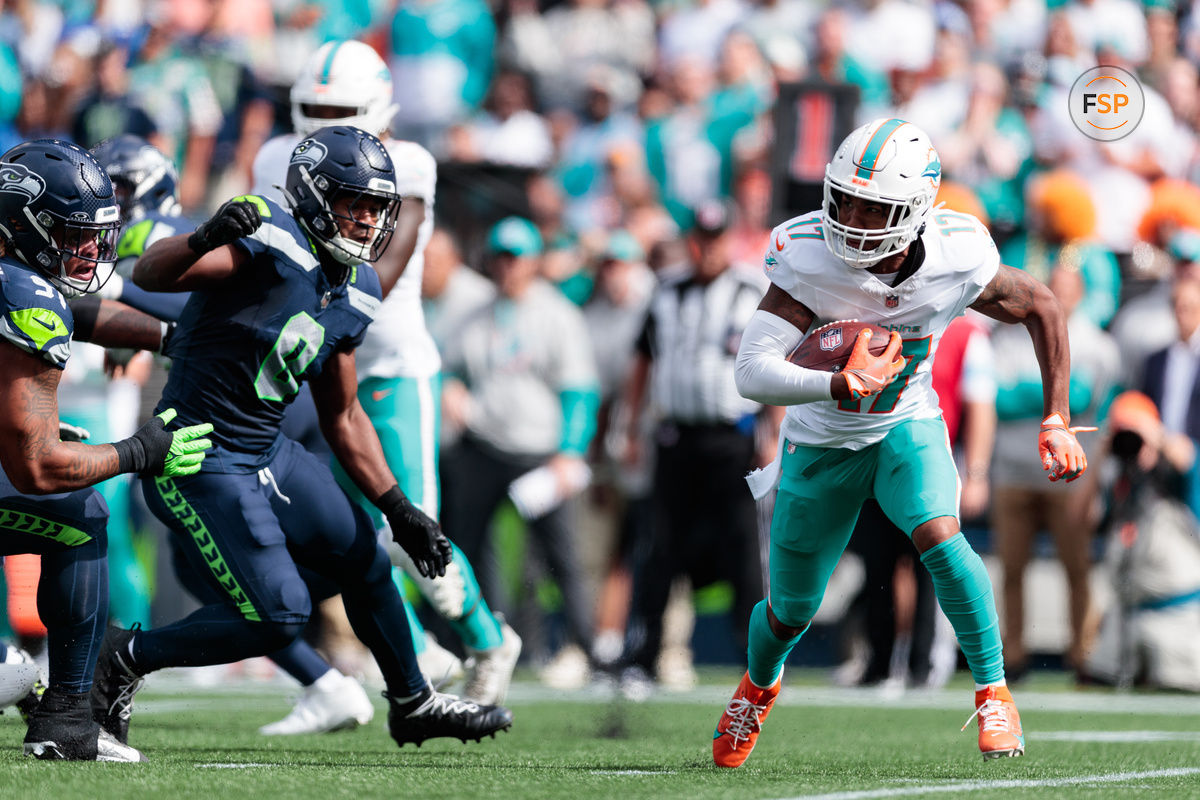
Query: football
xmin=788 ymin=320 xmax=892 ymax=372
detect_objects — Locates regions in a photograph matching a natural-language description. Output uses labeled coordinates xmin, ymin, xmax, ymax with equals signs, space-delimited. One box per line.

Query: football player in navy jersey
xmin=91 ymin=135 xmax=192 ymax=322
xmin=0 ymin=139 xmax=214 ymax=761
xmin=91 ymin=125 xmax=514 ymax=750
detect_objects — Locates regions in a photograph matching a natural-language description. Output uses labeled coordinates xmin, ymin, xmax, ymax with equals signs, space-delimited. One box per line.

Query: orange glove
xmin=1038 ymin=412 xmax=1097 ymax=483
xmin=842 ymin=330 xmax=905 ymax=400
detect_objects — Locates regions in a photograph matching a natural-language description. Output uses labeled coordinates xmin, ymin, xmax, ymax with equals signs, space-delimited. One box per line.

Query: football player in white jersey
xmin=712 ymin=118 xmax=1090 ymax=765
xmin=250 ymin=40 xmax=520 ymax=735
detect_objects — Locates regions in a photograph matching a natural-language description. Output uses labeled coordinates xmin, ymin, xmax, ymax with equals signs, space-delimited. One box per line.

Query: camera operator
xmin=1082 ymin=391 xmax=1200 ymax=691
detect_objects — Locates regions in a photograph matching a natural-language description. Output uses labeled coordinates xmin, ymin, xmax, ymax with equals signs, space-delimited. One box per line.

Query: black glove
xmin=376 ymin=485 xmax=453 ymax=578
xmin=112 ymin=408 xmax=214 ymax=477
xmin=187 ymin=199 xmax=262 ymax=255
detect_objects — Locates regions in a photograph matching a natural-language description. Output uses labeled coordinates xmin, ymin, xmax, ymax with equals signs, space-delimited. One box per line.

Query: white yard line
xmin=1036 ymin=730 xmax=1200 ymax=742
xmin=770 ymin=767 xmax=1200 ymax=800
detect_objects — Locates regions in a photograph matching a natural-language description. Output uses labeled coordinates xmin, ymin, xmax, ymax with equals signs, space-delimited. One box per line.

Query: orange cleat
xmin=963 ymin=684 xmax=1025 ymax=760
xmin=712 ymin=671 xmax=781 ymax=768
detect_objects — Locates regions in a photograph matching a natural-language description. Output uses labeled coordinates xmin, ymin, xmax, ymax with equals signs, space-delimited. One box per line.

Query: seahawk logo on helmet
xmin=0 ymin=164 xmax=46 ymax=203
xmin=91 ymin=135 xmax=180 ymax=223
xmin=290 ymin=139 xmax=328 ymax=169
xmin=284 ymin=125 xmax=401 ymax=267
xmin=291 ymin=40 xmax=398 ymax=137
xmin=822 ymin=118 xmax=941 ymax=268
xmin=0 ymin=139 xmax=121 ymax=297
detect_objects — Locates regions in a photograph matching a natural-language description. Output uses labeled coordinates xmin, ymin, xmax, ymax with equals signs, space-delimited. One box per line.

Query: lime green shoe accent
xmin=0 ymin=508 xmax=91 ymax=546
xmin=154 ymin=477 xmax=261 ymax=622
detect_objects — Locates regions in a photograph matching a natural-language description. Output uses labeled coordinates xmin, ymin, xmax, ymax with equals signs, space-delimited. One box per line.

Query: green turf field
xmin=2 ymin=668 xmax=1199 ymax=800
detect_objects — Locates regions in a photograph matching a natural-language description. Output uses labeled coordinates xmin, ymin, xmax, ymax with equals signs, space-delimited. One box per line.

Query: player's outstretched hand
xmin=842 ymin=330 xmax=905 ymax=400
xmin=380 ymin=487 xmax=453 ymax=578
xmin=1039 ymin=413 xmax=1096 ymax=483
xmin=187 ymin=199 xmax=262 ymax=255
xmin=118 ymin=408 xmax=213 ymax=477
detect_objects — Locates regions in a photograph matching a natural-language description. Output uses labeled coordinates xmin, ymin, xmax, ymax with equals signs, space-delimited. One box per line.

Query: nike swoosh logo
xmin=35 ymin=317 xmax=57 ymax=332
xmin=371 ymin=388 xmax=394 ymax=403
xmin=775 ymin=232 xmax=786 ymax=251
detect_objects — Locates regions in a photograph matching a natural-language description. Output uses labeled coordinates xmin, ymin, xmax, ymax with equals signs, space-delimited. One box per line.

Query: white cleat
xmin=418 ymin=633 xmax=465 ymax=691
xmin=0 ymin=645 xmax=40 ymax=708
xmin=259 ymin=670 xmax=374 ymax=736
xmin=463 ymin=622 xmax=522 ymax=705
xmin=24 ymin=729 xmax=148 ymax=762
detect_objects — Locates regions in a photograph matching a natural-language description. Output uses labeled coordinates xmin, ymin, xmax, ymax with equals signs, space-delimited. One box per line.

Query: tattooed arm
xmin=0 ymin=341 xmax=122 ymax=494
xmin=970 ymin=264 xmax=1071 ymax=419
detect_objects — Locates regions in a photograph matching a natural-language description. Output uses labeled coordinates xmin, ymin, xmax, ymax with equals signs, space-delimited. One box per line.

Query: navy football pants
xmin=137 ymin=438 xmax=425 ymax=695
xmin=0 ymin=472 xmax=109 ymax=694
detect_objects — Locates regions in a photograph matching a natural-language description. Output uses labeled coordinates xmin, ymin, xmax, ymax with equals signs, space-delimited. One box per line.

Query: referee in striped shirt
xmin=618 ymin=199 xmax=779 ymax=686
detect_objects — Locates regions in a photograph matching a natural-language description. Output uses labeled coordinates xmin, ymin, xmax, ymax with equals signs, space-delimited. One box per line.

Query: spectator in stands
xmin=582 ymin=231 xmax=657 ymax=667
xmin=439 ymin=217 xmax=599 ymax=684
xmin=389 ymin=0 xmax=496 ymax=154
xmin=500 ymin=0 xmax=654 ymax=114
xmin=1000 ymin=170 xmax=1122 ymax=328
xmin=991 ymin=263 xmax=1120 ymax=678
xmin=71 ymin=40 xmax=159 ymax=148
xmin=127 ymin=17 xmax=223 ymax=211
xmin=447 ymin=68 xmax=553 ymax=169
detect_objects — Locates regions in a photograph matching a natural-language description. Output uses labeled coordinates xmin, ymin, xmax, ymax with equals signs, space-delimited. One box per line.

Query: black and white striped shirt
xmin=636 ymin=264 xmax=767 ymax=425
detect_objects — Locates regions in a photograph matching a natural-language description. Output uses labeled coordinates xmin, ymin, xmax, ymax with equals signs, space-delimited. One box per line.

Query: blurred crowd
xmin=4 ymin=0 xmax=1200 ymax=695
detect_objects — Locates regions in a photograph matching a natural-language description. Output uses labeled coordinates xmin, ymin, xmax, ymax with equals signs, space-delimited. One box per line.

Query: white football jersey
xmin=251 ymin=133 xmax=440 ymax=380
xmin=767 ymin=209 xmax=1000 ymax=450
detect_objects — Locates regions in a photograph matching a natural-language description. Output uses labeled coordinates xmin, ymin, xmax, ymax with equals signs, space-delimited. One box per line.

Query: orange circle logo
xmin=1068 ymin=66 xmax=1145 ymax=142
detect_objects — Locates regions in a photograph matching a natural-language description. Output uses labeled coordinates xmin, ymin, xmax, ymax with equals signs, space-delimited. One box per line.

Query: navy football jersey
xmin=115 ymin=211 xmax=194 ymax=322
xmin=0 ymin=256 xmax=74 ymax=369
xmin=157 ymin=195 xmax=382 ymax=471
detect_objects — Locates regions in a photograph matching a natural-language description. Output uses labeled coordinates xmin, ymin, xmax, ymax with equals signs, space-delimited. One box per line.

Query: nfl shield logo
xmin=886 ymin=295 xmax=899 ymax=308
xmin=819 ymin=327 xmax=843 ymax=351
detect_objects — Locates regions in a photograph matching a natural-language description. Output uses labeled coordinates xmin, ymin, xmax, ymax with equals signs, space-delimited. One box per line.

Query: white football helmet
xmin=822 ymin=118 xmax=941 ymax=268
xmin=291 ymin=40 xmax=398 ymax=137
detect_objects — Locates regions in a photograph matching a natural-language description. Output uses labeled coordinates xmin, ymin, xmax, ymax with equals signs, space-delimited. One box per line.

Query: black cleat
xmin=386 ymin=688 xmax=513 ymax=748
xmin=24 ymin=688 xmax=146 ymax=762
xmin=89 ymin=626 xmax=144 ymax=744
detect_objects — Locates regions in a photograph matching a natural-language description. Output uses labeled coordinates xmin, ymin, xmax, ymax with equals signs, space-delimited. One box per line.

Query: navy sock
xmin=271 ymin=638 xmax=335 ymax=687
xmin=37 ymin=534 xmax=108 ymax=694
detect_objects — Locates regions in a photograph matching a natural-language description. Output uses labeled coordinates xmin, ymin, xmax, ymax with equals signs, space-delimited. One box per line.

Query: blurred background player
xmin=250 ymin=40 xmax=521 ymax=732
xmin=716 ymin=118 xmax=1089 ymax=766
xmin=0 ymin=138 xmax=212 ymax=761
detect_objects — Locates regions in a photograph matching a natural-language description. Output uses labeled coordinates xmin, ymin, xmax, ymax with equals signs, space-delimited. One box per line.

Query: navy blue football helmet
xmin=91 ymin=135 xmax=180 ymax=223
xmin=0 ymin=139 xmax=121 ymax=297
xmin=283 ymin=125 xmax=400 ymax=266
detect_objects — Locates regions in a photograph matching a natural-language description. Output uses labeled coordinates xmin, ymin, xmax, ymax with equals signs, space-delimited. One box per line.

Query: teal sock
xmin=451 ymin=597 xmax=504 ymax=651
xmin=920 ymin=532 xmax=1004 ymax=685
xmin=747 ymin=600 xmax=804 ymax=688
xmin=440 ymin=543 xmax=504 ymax=650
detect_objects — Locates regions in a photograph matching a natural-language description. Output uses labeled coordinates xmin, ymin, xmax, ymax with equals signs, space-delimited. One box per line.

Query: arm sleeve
xmin=558 ymin=387 xmax=600 ymax=455
xmin=734 ymin=310 xmax=834 ymax=406
xmin=117 ymin=281 xmax=191 ymax=322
